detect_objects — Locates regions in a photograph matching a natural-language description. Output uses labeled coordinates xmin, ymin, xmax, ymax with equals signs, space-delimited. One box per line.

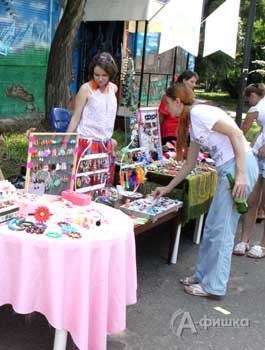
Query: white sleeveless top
xmin=77 ymin=82 xmax=117 ymax=140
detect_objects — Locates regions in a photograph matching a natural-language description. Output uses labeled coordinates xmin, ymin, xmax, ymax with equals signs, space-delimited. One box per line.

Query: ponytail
xmin=165 ymin=82 xmax=194 ymax=160
xmin=176 ymin=105 xmax=190 ymax=160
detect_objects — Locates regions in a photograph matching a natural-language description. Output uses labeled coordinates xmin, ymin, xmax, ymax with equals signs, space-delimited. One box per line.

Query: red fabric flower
xmin=34 ymin=206 xmax=51 ymax=223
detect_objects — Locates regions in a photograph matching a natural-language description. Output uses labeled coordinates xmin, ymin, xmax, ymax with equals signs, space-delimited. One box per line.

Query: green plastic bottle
xmin=226 ymin=173 xmax=248 ymax=214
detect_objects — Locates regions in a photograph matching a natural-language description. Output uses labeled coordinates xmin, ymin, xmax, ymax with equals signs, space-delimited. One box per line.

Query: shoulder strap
xmin=87 ymin=83 xmax=94 ymax=95
xmin=109 ymin=82 xmax=117 ymax=94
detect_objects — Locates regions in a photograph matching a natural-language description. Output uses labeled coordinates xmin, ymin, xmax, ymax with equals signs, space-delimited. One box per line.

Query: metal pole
xmin=186 ymin=53 xmax=190 ymax=70
xmin=172 ymin=46 xmax=177 ymax=82
xmin=133 ymin=21 xmax=138 ymax=59
xmin=235 ymin=0 xmax=256 ymax=126
xmin=147 ymin=73 xmax=151 ymax=106
xmin=138 ymin=20 xmax=148 ymax=108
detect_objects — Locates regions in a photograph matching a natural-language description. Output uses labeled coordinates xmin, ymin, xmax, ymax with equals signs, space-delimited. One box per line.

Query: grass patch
xmin=196 ymin=91 xmax=249 ymax=113
xmin=2 ymin=133 xmax=28 ymax=162
xmin=112 ymin=130 xmax=125 ymax=148
xmin=245 ymin=122 xmax=261 ymax=143
xmin=196 ymin=91 xmax=237 ymax=110
xmin=0 ymin=133 xmax=28 ymax=178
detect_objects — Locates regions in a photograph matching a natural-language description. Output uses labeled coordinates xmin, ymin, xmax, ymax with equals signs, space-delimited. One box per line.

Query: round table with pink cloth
xmin=0 ymin=202 xmax=137 ymax=350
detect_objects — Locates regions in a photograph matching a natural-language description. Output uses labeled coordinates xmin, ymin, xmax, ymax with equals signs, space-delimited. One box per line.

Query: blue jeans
xmin=194 ymin=152 xmax=258 ymax=296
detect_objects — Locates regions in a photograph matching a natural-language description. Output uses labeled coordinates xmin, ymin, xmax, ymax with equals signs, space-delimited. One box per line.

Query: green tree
xmin=196 ymin=0 xmax=265 ymax=97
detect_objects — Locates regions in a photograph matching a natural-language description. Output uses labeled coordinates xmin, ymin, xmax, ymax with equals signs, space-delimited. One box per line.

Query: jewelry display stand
xmin=74 ymin=152 xmax=109 ymax=194
xmin=137 ymin=107 xmax=163 ymax=161
xmin=117 ymin=146 xmax=147 ymax=191
xmin=25 ymin=132 xmax=79 ymax=195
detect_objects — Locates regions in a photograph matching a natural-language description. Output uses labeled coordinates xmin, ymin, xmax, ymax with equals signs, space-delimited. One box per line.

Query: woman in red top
xmin=158 ymin=70 xmax=199 ymax=145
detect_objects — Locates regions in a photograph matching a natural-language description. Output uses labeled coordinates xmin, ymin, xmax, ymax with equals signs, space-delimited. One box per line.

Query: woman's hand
xmin=258 ymin=144 xmax=265 ymax=160
xmin=233 ymin=173 xmax=247 ymax=199
xmin=152 ymin=186 xmax=170 ymax=199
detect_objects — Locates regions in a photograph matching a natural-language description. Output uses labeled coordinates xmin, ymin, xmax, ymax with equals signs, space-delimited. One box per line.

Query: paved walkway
xmin=108 ymin=219 xmax=265 ymax=350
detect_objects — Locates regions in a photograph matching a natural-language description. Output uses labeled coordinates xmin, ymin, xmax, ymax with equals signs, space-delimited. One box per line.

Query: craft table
xmin=138 ymin=169 xmax=218 ymax=260
xmin=0 ymin=202 xmax=137 ymax=350
xmin=144 ymin=169 xmax=217 ymax=224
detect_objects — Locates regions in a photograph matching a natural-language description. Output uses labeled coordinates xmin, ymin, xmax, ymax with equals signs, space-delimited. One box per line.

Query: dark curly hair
xmin=177 ymin=70 xmax=199 ymax=83
xmin=88 ymin=52 xmax=118 ymax=81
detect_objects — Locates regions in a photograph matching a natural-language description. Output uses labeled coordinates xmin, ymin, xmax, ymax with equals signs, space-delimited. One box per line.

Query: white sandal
xmin=247 ymin=245 xmax=265 ymax=259
xmin=184 ymin=284 xmax=221 ymax=299
xmin=233 ymin=242 xmax=249 ymax=256
xmin=179 ymin=276 xmax=199 ymax=286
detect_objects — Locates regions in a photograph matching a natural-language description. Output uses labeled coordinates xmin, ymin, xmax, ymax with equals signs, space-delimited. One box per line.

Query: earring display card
xmin=25 ymin=132 xmax=79 ymax=196
xmin=75 ymin=153 xmax=110 ymax=194
xmin=120 ymin=197 xmax=183 ymax=223
xmin=137 ymin=107 xmax=163 ymax=161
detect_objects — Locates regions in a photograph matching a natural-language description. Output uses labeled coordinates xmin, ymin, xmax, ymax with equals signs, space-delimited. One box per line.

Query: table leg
xmin=53 ymin=329 xmax=68 ymax=350
xmin=170 ymin=223 xmax=182 ymax=264
xmin=193 ymin=214 xmax=204 ymax=245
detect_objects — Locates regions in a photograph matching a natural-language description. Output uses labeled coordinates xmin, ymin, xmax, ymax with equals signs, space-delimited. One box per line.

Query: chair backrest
xmin=51 ymin=107 xmax=71 ymax=132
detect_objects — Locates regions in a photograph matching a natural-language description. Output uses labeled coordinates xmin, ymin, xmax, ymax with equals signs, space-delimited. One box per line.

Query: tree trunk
xmin=45 ymin=0 xmax=86 ymax=124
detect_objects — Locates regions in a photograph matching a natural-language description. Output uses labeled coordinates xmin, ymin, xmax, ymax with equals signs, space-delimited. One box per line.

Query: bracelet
xmin=21 ymin=220 xmax=35 ymax=227
xmin=8 ymin=219 xmax=34 ymax=231
xmin=25 ymin=226 xmax=45 ymax=235
xmin=8 ymin=219 xmax=24 ymax=231
xmin=57 ymin=221 xmax=70 ymax=227
xmin=45 ymin=232 xmax=62 ymax=239
xmin=60 ymin=225 xmax=77 ymax=233
xmin=34 ymin=222 xmax=48 ymax=229
xmin=67 ymin=231 xmax=82 ymax=239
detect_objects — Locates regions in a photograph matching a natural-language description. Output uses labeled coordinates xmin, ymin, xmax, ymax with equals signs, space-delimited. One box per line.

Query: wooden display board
xmin=137 ymin=107 xmax=163 ymax=160
xmin=25 ymin=132 xmax=79 ymax=195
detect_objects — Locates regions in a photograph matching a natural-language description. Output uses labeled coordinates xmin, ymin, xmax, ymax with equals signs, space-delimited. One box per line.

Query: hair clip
xmin=54 ymin=179 xmax=61 ymax=187
xmin=58 ymin=149 xmax=65 ymax=156
xmin=52 ymin=149 xmax=57 ymax=157
xmin=83 ymin=176 xmax=90 ymax=185
xmin=61 ymin=176 xmax=68 ymax=183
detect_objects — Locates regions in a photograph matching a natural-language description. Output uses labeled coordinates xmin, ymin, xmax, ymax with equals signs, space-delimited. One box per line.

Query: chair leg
xmin=170 ymin=223 xmax=182 ymax=264
xmin=53 ymin=329 xmax=68 ymax=350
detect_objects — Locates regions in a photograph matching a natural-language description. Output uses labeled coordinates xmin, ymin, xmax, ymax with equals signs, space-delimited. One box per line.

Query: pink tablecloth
xmin=0 ymin=202 xmax=137 ymax=350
